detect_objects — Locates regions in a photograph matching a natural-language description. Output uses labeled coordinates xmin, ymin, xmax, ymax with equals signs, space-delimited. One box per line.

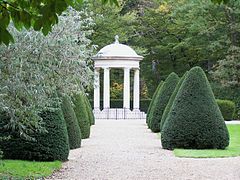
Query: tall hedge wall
xmin=161 ymin=67 xmax=229 ymax=150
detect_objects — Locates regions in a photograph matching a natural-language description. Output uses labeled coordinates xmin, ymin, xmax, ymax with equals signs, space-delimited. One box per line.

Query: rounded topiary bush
xmin=146 ymin=81 xmax=163 ymax=125
xmin=0 ymin=108 xmax=69 ymax=161
xmin=149 ymin=73 xmax=179 ymax=133
xmin=160 ymin=72 xmax=188 ymax=131
xmin=161 ymin=67 xmax=229 ymax=150
xmin=216 ymin=99 xmax=236 ymax=121
xmin=72 ymin=93 xmax=90 ymax=139
xmin=61 ymin=95 xmax=82 ymax=149
xmin=84 ymin=95 xmax=95 ymax=125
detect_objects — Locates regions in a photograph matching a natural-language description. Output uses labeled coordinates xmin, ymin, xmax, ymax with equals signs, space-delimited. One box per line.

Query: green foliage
xmin=72 ymin=93 xmax=91 ymax=139
xmin=0 ymin=0 xmax=118 ymax=45
xmin=212 ymin=0 xmax=229 ymax=4
xmin=160 ymin=72 xmax=188 ymax=131
xmin=91 ymin=0 xmax=240 ymax=99
xmin=0 ymin=160 xmax=61 ymax=179
xmin=213 ymin=46 xmax=240 ymax=88
xmin=0 ymin=8 xmax=94 ymax=140
xmin=0 ymin=150 xmax=2 ymax=160
xmin=148 ymin=73 xmax=179 ymax=133
xmin=146 ymin=81 xmax=163 ymax=124
xmin=161 ymin=67 xmax=229 ymax=150
xmin=0 ymin=108 xmax=70 ymax=161
xmin=61 ymin=95 xmax=82 ymax=149
xmin=83 ymin=95 xmax=95 ymax=125
xmin=216 ymin=99 xmax=236 ymax=121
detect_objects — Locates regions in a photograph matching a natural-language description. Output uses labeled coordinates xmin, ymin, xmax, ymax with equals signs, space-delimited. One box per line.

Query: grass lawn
xmin=174 ymin=124 xmax=240 ymax=158
xmin=0 ymin=160 xmax=62 ymax=179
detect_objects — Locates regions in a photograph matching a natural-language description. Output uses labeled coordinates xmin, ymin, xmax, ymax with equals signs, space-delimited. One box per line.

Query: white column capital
xmin=123 ymin=67 xmax=131 ymax=71
xmin=103 ymin=67 xmax=111 ymax=70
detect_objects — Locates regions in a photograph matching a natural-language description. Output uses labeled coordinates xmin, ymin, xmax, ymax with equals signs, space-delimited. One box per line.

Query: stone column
xmin=123 ymin=67 xmax=130 ymax=109
xmin=133 ymin=68 xmax=140 ymax=111
xmin=103 ymin=67 xmax=110 ymax=109
xmin=94 ymin=68 xmax=100 ymax=111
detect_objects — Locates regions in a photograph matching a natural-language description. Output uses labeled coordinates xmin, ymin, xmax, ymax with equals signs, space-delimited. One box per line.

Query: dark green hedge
xmin=84 ymin=95 xmax=95 ymax=125
xmin=61 ymin=95 xmax=82 ymax=149
xmin=216 ymin=99 xmax=236 ymax=121
xmin=0 ymin=109 xmax=69 ymax=161
xmin=161 ymin=67 xmax=229 ymax=150
xmin=160 ymin=72 xmax=187 ymax=131
xmin=148 ymin=72 xmax=179 ymax=133
xmin=72 ymin=93 xmax=90 ymax=139
xmin=211 ymin=83 xmax=240 ymax=119
xmin=146 ymin=81 xmax=163 ymax=125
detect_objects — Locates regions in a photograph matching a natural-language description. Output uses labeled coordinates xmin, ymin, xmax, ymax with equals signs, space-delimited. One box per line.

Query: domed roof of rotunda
xmin=93 ymin=35 xmax=143 ymax=59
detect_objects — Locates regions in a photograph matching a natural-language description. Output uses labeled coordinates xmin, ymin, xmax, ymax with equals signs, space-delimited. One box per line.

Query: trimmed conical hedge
xmin=160 ymin=72 xmax=188 ymax=131
xmin=161 ymin=67 xmax=229 ymax=150
xmin=72 ymin=93 xmax=90 ymax=139
xmin=146 ymin=81 xmax=163 ymax=125
xmin=83 ymin=95 xmax=95 ymax=125
xmin=61 ymin=95 xmax=82 ymax=149
xmin=149 ymin=73 xmax=179 ymax=132
xmin=0 ymin=109 xmax=70 ymax=161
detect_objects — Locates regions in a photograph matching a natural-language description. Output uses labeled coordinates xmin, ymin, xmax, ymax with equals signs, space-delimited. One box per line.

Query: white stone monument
xmin=92 ymin=35 xmax=146 ymax=120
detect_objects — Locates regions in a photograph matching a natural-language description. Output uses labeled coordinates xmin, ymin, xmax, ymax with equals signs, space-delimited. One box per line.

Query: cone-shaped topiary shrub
xmin=160 ymin=72 xmax=188 ymax=131
xmin=83 ymin=95 xmax=95 ymax=125
xmin=146 ymin=81 xmax=163 ymax=125
xmin=161 ymin=67 xmax=229 ymax=150
xmin=72 ymin=93 xmax=90 ymax=139
xmin=61 ymin=95 xmax=82 ymax=149
xmin=149 ymin=73 xmax=179 ymax=132
xmin=0 ymin=108 xmax=70 ymax=161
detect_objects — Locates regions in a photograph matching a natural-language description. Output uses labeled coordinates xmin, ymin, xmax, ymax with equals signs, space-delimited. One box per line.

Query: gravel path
xmin=50 ymin=120 xmax=240 ymax=180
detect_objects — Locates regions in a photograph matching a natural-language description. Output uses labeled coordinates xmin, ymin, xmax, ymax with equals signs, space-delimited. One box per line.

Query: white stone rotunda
xmin=92 ymin=35 xmax=146 ymax=120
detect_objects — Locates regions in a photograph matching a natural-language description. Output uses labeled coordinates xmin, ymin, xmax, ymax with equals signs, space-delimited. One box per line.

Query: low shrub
xmin=72 ymin=93 xmax=90 ymax=139
xmin=61 ymin=95 xmax=82 ymax=149
xmin=216 ymin=99 xmax=236 ymax=121
xmin=211 ymin=82 xmax=240 ymax=119
xmin=0 ymin=109 xmax=70 ymax=161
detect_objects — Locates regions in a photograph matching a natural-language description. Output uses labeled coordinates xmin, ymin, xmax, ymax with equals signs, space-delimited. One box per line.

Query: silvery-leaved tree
xmin=0 ymin=8 xmax=95 ymax=140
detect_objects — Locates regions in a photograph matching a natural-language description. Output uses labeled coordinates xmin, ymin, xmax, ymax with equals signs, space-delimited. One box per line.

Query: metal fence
xmin=94 ymin=108 xmax=146 ymax=120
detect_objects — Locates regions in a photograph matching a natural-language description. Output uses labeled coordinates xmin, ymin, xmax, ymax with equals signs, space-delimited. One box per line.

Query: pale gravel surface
xmin=49 ymin=120 xmax=240 ymax=180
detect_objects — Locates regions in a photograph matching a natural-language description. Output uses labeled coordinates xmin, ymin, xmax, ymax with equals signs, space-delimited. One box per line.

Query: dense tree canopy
xmin=0 ymin=0 xmax=118 ymax=45
xmin=90 ymin=0 xmax=240 ymax=107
